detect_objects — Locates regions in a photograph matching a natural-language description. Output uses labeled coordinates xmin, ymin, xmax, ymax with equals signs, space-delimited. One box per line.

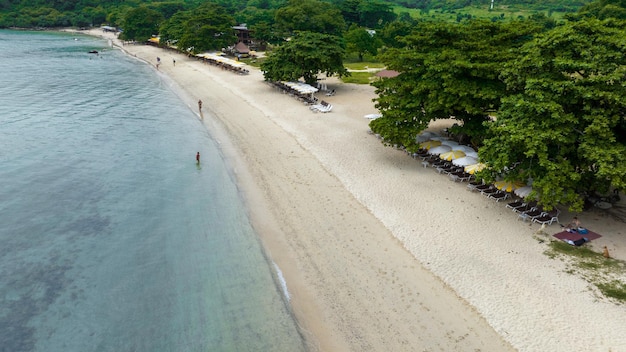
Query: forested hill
xmin=0 ymin=0 xmax=594 ymax=28
xmin=397 ymin=0 xmax=592 ymax=12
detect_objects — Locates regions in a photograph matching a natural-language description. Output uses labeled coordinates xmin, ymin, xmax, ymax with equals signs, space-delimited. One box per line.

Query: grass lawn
xmin=341 ymin=71 xmax=375 ymax=84
xmin=544 ymin=239 xmax=626 ymax=303
xmin=344 ymin=61 xmax=385 ymax=71
xmin=393 ymin=5 xmax=571 ymax=22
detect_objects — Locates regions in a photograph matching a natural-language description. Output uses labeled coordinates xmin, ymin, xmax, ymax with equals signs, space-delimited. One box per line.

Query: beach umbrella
xmin=452 ymin=156 xmax=478 ymax=166
xmin=465 ymin=162 xmax=487 ymax=174
xmin=494 ymin=180 xmax=526 ymax=193
xmin=428 ymin=145 xmax=452 ymax=155
xmin=440 ymin=140 xmax=460 ymax=147
xmin=419 ymin=140 xmax=442 ymax=150
xmin=464 ymin=151 xmax=479 ymax=159
xmin=514 ymin=186 xmax=533 ymax=198
xmin=439 ymin=150 xmax=465 ymax=161
xmin=451 ymin=145 xmax=475 ymax=153
xmin=415 ymin=131 xmax=439 ymax=143
xmin=428 ymin=136 xmax=448 ymax=141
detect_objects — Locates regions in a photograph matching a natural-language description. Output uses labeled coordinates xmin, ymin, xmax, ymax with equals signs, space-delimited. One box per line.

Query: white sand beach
xmin=81 ymin=29 xmax=626 ymax=352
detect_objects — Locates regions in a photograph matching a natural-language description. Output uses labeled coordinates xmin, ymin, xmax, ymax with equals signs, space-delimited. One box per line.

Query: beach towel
xmin=553 ymin=230 xmax=602 ymax=246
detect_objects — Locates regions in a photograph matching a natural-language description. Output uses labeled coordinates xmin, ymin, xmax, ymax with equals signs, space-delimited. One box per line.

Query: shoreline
xmin=75 ymin=28 xmax=626 ymax=352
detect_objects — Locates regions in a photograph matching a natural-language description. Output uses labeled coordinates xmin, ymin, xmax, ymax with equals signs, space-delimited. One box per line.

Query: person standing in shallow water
xmin=196 ymin=152 xmax=200 ymax=164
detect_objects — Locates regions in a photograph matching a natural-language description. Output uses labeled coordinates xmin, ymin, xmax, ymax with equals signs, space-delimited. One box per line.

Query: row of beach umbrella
xmin=417 ymin=130 xmax=533 ymax=197
xmin=417 ymin=131 xmax=485 ymax=175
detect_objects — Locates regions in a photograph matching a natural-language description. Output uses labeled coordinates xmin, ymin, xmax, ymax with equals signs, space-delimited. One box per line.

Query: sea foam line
xmin=273 ymin=262 xmax=291 ymax=302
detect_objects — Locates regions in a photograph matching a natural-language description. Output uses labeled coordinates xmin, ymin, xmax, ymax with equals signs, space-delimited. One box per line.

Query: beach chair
xmin=449 ymin=171 xmax=471 ymax=182
xmin=506 ymin=200 xmax=525 ymax=210
xmin=436 ymin=164 xmax=455 ymax=174
xmin=319 ymin=104 xmax=333 ymax=113
xmin=519 ymin=207 xmax=543 ymax=222
xmin=480 ymin=187 xmax=499 ymax=196
xmin=533 ymin=208 xmax=560 ymax=225
xmin=467 ymin=181 xmax=486 ymax=192
xmin=511 ymin=201 xmax=537 ymax=214
xmin=488 ymin=191 xmax=510 ymax=202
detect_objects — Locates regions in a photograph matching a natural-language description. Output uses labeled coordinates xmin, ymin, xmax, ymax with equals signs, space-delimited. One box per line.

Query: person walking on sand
xmin=196 ymin=152 xmax=200 ymax=164
xmin=198 ymin=99 xmax=202 ymax=111
xmin=173 ymin=58 xmax=176 ymax=66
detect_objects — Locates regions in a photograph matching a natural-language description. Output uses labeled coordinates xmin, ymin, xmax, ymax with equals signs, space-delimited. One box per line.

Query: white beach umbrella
xmin=439 ymin=150 xmax=465 ymax=161
xmin=451 ymin=145 xmax=475 ymax=153
xmin=419 ymin=140 xmax=442 ymax=150
xmin=514 ymin=186 xmax=533 ymax=198
xmin=440 ymin=140 xmax=460 ymax=147
xmin=465 ymin=162 xmax=487 ymax=174
xmin=415 ymin=131 xmax=439 ymax=143
xmin=428 ymin=136 xmax=448 ymax=141
xmin=464 ymin=151 xmax=479 ymax=159
xmin=428 ymin=145 xmax=452 ymax=155
xmin=452 ymin=156 xmax=478 ymax=166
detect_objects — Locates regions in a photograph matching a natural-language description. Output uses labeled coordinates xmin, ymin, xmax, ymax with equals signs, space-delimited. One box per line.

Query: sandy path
xmin=80 ymin=29 xmax=626 ymax=352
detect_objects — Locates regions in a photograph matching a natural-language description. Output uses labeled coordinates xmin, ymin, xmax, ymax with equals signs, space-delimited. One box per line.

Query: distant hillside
xmin=393 ymin=0 xmax=592 ymax=12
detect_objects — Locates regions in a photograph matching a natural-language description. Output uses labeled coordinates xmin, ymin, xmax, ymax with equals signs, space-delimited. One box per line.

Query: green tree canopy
xmin=344 ymin=24 xmax=381 ymax=61
xmin=274 ymin=0 xmax=345 ymax=37
xmin=158 ymin=10 xmax=191 ymax=45
xmin=574 ymin=0 xmax=626 ymax=19
xmin=167 ymin=2 xmax=236 ymax=53
xmin=480 ymin=18 xmax=626 ymax=211
xmin=119 ymin=6 xmax=164 ymax=41
xmin=370 ymin=19 xmax=545 ymax=149
xmin=260 ymin=31 xmax=349 ymax=84
xmin=340 ymin=0 xmax=396 ymax=28
xmin=377 ymin=18 xmax=416 ymax=49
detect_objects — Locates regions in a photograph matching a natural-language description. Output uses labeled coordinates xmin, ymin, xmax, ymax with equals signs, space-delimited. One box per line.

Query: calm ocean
xmin=0 ymin=30 xmax=306 ymax=352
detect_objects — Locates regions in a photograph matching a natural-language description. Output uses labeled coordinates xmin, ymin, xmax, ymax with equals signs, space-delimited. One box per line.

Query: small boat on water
xmin=88 ymin=50 xmax=98 ymax=54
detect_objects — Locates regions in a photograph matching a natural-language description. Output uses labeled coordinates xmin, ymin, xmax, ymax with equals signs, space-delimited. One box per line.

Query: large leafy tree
xmin=377 ymin=18 xmax=417 ymax=49
xmin=344 ymin=24 xmax=381 ymax=61
xmin=274 ymin=0 xmax=345 ymax=37
xmin=159 ymin=10 xmax=191 ymax=45
xmin=480 ymin=18 xmax=626 ymax=211
xmin=260 ymin=31 xmax=348 ymax=84
xmin=340 ymin=0 xmax=396 ymax=28
xmin=173 ymin=2 xmax=236 ymax=53
xmin=119 ymin=6 xmax=163 ymax=41
xmin=370 ymin=19 xmax=545 ymax=150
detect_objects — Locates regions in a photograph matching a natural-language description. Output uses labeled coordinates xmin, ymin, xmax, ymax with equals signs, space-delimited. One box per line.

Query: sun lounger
xmin=511 ymin=201 xmax=537 ymax=213
xmin=506 ymin=200 xmax=525 ymax=209
xmin=533 ymin=208 xmax=560 ymax=225
xmin=436 ymin=165 xmax=456 ymax=174
xmin=488 ymin=191 xmax=510 ymax=202
xmin=467 ymin=181 xmax=487 ymax=192
xmin=481 ymin=187 xmax=499 ymax=196
xmin=318 ymin=104 xmax=333 ymax=113
xmin=519 ymin=207 xmax=543 ymax=222
xmin=449 ymin=171 xmax=472 ymax=182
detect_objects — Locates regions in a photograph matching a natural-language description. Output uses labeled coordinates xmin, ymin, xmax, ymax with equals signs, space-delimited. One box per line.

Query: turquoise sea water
xmin=0 ymin=30 xmax=306 ymax=352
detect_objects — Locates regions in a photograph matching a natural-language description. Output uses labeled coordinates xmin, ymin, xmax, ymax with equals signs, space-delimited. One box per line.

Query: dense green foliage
xmin=344 ymin=24 xmax=381 ymax=61
xmin=371 ymin=18 xmax=549 ymax=149
xmin=371 ymin=1 xmax=626 ymax=211
xmin=260 ymin=31 xmax=348 ymax=84
xmin=393 ymin=0 xmax=592 ymax=12
xmin=274 ymin=0 xmax=345 ymax=36
xmin=119 ymin=6 xmax=163 ymax=41
xmin=159 ymin=2 xmax=235 ymax=52
xmin=480 ymin=18 xmax=626 ymax=210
